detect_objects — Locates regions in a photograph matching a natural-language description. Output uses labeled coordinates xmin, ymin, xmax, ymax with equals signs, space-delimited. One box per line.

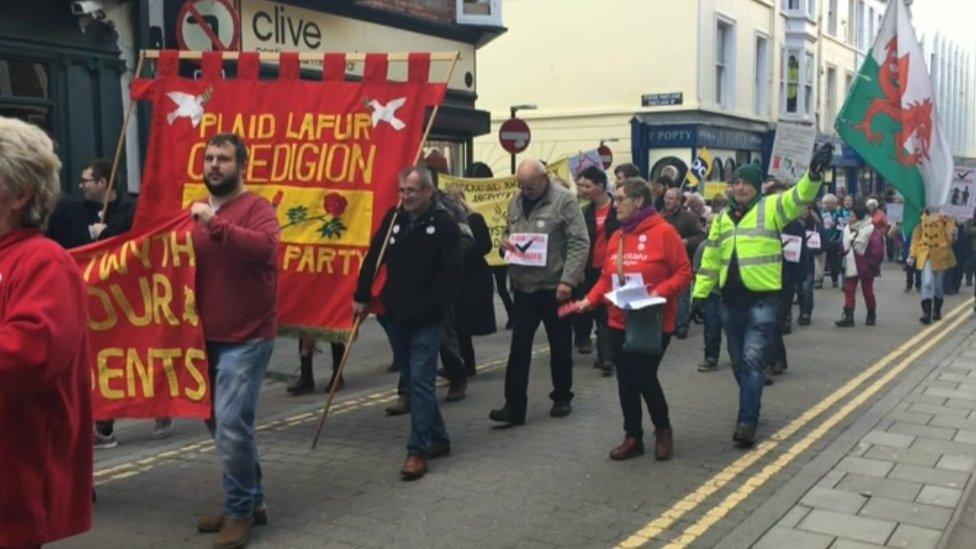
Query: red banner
xmin=70 ymin=213 xmax=210 ymax=420
xmin=131 ymin=51 xmax=446 ymax=339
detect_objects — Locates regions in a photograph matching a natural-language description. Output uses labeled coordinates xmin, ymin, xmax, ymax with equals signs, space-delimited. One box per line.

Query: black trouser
xmin=826 ymin=242 xmax=844 ymax=284
xmin=491 ymin=266 xmax=514 ymax=324
xmin=609 ymin=329 xmax=672 ymax=439
xmin=457 ymin=324 xmax=477 ymax=376
xmin=503 ymin=289 xmax=573 ymax=417
xmin=438 ymin=304 xmax=467 ymax=383
xmin=905 ymin=264 xmax=921 ymax=289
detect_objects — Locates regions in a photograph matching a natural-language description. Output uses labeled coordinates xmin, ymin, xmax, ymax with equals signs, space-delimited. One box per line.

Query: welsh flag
xmin=835 ymin=0 xmax=952 ymax=234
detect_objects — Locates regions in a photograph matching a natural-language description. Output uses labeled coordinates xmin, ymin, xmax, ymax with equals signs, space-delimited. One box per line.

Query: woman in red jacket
xmin=573 ymin=177 xmax=692 ymax=461
xmin=0 ymin=116 xmax=93 ymax=547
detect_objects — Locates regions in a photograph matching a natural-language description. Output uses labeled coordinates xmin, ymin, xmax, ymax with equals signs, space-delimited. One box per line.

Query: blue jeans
xmin=921 ymin=261 xmax=945 ymax=299
xmin=207 ymin=338 xmax=274 ymax=519
xmin=703 ymin=293 xmax=723 ymax=361
xmin=676 ymin=286 xmax=692 ymax=332
xmin=721 ymin=294 xmax=780 ymax=427
xmin=390 ymin=322 xmax=450 ymax=456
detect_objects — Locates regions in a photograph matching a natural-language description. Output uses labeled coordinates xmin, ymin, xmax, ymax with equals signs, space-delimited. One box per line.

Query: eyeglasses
xmin=79 ymin=177 xmax=95 ymax=185
xmin=398 ymin=187 xmax=425 ymax=196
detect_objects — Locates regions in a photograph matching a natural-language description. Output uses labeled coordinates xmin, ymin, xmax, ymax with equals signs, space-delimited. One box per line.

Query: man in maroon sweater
xmin=190 ymin=134 xmax=280 ymax=549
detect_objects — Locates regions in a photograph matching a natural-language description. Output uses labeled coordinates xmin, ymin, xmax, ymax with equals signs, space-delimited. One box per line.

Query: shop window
xmin=456 ymin=0 xmax=502 ymax=26
xmin=724 ymin=159 xmax=737 ymax=182
xmin=710 ymin=158 xmax=724 ymax=181
xmin=423 ymin=140 xmax=468 ymax=176
xmin=650 ymin=156 xmax=689 ymax=184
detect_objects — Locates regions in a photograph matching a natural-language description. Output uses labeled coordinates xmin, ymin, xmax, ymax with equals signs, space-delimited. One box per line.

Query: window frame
xmin=715 ymin=13 xmax=737 ymax=110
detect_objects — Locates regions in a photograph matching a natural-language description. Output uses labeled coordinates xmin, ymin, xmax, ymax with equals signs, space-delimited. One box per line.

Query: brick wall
xmin=354 ymin=0 xmax=455 ymax=25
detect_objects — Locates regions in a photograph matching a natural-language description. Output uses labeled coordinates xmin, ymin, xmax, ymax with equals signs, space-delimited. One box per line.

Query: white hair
xmin=822 ymin=193 xmax=838 ymax=206
xmin=0 ymin=117 xmax=61 ymax=229
xmin=866 ymin=198 xmax=879 ymax=209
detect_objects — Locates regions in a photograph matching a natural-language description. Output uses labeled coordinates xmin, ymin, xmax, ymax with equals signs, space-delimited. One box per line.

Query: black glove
xmin=809 ymin=142 xmax=835 ymax=181
xmin=691 ymin=297 xmax=706 ymax=318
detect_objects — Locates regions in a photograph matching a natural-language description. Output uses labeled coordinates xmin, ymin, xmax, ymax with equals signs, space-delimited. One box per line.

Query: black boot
xmin=933 ymin=297 xmax=943 ymax=321
xmin=835 ymin=307 xmax=854 ymax=327
xmin=919 ymin=299 xmax=932 ymax=324
xmin=865 ymin=309 xmax=876 ymax=326
xmin=287 ymin=355 xmax=315 ymax=395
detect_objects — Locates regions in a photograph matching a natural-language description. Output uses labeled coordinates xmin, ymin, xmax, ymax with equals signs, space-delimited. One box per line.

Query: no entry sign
xmin=597 ymin=145 xmax=613 ymax=169
xmin=499 ymin=118 xmax=531 ymax=154
xmin=176 ymin=0 xmax=241 ymax=52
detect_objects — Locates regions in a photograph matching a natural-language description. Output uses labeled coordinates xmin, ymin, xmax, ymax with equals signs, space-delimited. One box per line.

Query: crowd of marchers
xmin=4 ymin=111 xmax=970 ymax=549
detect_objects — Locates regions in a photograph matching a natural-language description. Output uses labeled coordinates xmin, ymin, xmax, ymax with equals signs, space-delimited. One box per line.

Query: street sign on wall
xmin=176 ymin=0 xmax=241 ymax=52
xmin=499 ymin=118 xmax=531 ymax=154
xmin=597 ymin=145 xmax=613 ymax=169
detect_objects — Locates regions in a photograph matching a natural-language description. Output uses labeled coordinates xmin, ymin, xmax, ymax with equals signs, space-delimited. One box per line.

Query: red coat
xmin=0 ymin=230 xmax=93 ymax=546
xmin=586 ymin=213 xmax=693 ymax=332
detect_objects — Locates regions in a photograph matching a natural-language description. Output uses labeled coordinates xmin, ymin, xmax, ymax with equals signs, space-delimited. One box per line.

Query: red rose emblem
xmin=323 ymin=193 xmax=348 ymax=218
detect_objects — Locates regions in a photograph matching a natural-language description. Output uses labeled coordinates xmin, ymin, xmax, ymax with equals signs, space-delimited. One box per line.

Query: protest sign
xmin=941 ymin=167 xmax=976 ymax=220
xmin=769 ymin=121 xmax=817 ymax=184
xmin=70 ymin=214 xmax=210 ymax=420
xmin=129 ymin=51 xmax=446 ymax=340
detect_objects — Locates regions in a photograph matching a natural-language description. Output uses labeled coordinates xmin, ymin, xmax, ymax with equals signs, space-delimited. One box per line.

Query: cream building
xmin=474 ymin=0 xmax=887 ymax=190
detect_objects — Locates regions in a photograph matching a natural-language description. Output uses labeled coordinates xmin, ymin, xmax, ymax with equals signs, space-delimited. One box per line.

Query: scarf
xmin=620 ymin=205 xmax=657 ymax=233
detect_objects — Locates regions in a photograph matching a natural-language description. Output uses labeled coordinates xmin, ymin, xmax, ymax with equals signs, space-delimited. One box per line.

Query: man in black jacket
xmin=576 ymin=166 xmax=619 ymax=375
xmin=78 ymin=158 xmax=137 ymax=240
xmin=354 ymin=166 xmax=463 ymax=481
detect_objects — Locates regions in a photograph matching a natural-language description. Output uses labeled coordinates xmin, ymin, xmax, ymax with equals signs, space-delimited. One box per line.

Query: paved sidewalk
xmin=748 ymin=316 xmax=976 ymax=549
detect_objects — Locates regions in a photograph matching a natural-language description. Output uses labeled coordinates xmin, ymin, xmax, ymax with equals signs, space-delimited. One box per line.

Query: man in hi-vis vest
xmin=693 ymin=143 xmax=834 ymax=448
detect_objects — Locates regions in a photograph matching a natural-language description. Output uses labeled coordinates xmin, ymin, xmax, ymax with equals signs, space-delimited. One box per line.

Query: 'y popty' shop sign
xmin=131 ymin=50 xmax=445 ymax=340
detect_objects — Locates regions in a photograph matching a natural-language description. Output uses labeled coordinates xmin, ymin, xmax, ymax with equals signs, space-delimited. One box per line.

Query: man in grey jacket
xmin=489 ymin=159 xmax=590 ymax=424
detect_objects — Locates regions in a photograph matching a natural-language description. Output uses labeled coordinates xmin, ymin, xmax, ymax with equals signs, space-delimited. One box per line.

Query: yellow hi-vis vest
xmin=693 ymin=174 xmax=822 ymax=298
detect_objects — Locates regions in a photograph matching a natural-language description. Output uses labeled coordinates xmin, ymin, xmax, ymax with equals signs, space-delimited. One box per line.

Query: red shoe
xmin=609 ymin=437 xmax=644 ymax=460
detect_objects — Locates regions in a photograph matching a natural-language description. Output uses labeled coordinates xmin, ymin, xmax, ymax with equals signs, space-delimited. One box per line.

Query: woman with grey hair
xmin=820 ymin=193 xmax=845 ymax=288
xmin=0 ymin=116 xmax=93 ymax=546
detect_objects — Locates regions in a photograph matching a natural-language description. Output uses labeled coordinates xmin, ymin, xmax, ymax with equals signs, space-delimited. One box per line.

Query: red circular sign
xmin=499 ymin=118 xmax=531 ymax=154
xmin=597 ymin=145 xmax=613 ymax=170
xmin=176 ymin=0 xmax=241 ymax=52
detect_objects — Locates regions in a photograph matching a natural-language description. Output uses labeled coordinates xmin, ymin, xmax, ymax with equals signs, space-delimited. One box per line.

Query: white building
xmin=922 ymin=32 xmax=976 ymax=163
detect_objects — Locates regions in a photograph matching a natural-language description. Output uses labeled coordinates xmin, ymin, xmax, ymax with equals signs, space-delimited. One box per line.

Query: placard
xmin=768 ymin=121 xmax=818 ymax=185
xmin=505 ymin=233 xmax=548 ymax=267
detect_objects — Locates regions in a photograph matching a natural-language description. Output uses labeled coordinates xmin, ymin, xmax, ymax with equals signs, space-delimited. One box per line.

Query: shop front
xmin=630 ymin=116 xmax=766 ymax=185
xmin=0 ymin=0 xmax=127 ymax=192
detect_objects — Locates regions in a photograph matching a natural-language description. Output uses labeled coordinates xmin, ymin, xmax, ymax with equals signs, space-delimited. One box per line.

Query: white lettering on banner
xmin=781 ymin=234 xmax=802 ymax=263
xmin=505 ymin=233 xmax=548 ymax=267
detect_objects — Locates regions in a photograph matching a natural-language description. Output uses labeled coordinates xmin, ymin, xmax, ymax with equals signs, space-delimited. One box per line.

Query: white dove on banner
xmin=368 ymin=97 xmax=407 ymax=131
xmin=166 ymin=87 xmax=212 ymax=127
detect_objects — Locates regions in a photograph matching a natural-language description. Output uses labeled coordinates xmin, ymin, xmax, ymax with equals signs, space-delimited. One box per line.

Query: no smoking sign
xmin=176 ymin=0 xmax=241 ymax=52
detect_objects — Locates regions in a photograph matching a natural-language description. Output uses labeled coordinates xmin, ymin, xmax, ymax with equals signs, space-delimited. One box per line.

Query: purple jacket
xmin=855 ymin=228 xmax=884 ymax=278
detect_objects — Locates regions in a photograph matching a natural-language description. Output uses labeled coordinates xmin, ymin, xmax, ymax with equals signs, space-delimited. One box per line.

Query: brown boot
xmin=609 ymin=436 xmax=644 ymax=460
xmin=213 ymin=516 xmax=252 ymax=549
xmin=400 ymin=454 xmax=428 ymax=480
xmin=446 ymin=378 xmax=467 ymax=402
xmin=198 ymin=508 xmax=268 ymax=533
xmin=654 ymin=427 xmax=673 ymax=461
xmin=385 ymin=396 xmax=410 ymax=416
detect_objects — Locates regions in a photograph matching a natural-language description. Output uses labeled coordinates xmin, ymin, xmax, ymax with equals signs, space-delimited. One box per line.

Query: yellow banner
xmin=441 ymin=158 xmax=573 ymax=267
xmin=703 ymin=182 xmax=729 ymax=201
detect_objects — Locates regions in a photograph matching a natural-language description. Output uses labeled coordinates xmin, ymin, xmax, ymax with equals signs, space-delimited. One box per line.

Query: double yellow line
xmin=617 ymin=298 xmax=974 ymax=548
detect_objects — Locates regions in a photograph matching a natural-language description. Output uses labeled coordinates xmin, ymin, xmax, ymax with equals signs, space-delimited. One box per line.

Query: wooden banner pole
xmin=311 ymin=51 xmax=461 ymax=449
xmin=100 ymin=51 xmax=146 ymax=222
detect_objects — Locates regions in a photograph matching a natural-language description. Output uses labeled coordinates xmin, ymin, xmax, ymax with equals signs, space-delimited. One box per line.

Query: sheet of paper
xmin=805 ymin=230 xmax=821 ymax=250
xmin=605 ymin=273 xmax=666 ymax=310
xmin=781 ymin=234 xmax=802 ymax=263
xmin=504 ymin=232 xmax=549 ymax=267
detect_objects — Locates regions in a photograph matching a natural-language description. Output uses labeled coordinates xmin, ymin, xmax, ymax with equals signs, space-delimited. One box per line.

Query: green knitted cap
xmin=732 ymin=163 xmax=763 ymax=193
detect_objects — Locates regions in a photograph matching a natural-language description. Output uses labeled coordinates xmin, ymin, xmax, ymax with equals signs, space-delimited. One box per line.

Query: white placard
xmin=805 ymin=230 xmax=821 ymax=250
xmin=781 ymin=234 xmax=802 ymax=263
xmin=886 ymin=203 xmax=903 ymax=224
xmin=504 ymin=233 xmax=548 ymax=267
xmin=940 ymin=167 xmax=976 ymax=220
xmin=768 ymin=122 xmax=818 ymax=185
